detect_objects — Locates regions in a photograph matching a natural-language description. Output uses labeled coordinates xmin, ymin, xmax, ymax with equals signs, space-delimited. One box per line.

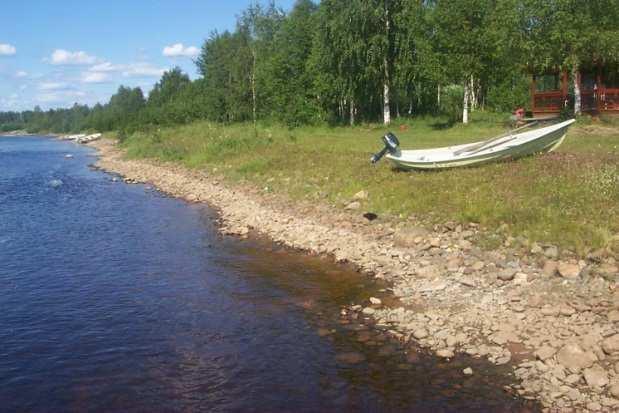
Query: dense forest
xmin=2 ymin=0 xmax=618 ymax=134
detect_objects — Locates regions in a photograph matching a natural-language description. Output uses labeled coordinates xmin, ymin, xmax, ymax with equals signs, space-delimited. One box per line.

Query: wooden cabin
xmin=531 ymin=64 xmax=619 ymax=118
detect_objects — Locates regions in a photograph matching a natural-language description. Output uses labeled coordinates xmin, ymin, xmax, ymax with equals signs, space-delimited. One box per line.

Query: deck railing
xmin=601 ymin=88 xmax=619 ymax=111
xmin=533 ymin=91 xmax=566 ymax=112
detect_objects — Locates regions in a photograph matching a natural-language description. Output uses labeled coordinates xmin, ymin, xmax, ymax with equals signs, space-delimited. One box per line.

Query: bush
xmin=440 ymin=85 xmax=464 ymax=124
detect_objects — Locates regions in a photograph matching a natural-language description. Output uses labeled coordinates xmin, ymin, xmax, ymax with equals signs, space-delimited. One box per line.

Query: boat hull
xmin=386 ymin=121 xmax=572 ymax=170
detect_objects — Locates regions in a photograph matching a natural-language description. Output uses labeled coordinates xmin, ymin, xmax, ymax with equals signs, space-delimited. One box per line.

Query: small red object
xmin=513 ymin=107 xmax=525 ymax=119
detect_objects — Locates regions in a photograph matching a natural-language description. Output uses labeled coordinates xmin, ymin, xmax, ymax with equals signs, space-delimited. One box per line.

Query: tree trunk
xmin=382 ymin=2 xmax=391 ymax=125
xmin=437 ymin=84 xmax=441 ymax=109
xmin=469 ymin=75 xmax=477 ymax=111
xmin=572 ymin=65 xmax=581 ymax=116
xmin=463 ymin=80 xmax=469 ymax=124
xmin=251 ymin=50 xmax=257 ymax=130
xmin=349 ymin=98 xmax=355 ymax=126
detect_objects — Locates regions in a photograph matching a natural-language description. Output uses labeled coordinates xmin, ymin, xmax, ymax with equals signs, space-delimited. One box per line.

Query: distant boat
xmin=371 ymin=119 xmax=576 ymax=170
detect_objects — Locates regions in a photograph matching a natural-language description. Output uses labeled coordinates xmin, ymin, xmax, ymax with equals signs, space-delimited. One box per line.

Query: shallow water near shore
xmin=0 ymin=136 xmax=539 ymax=412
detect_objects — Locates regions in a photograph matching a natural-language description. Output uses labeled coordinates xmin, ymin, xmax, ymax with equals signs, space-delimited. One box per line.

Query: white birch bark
xmin=350 ymin=98 xmax=355 ymax=126
xmin=251 ymin=50 xmax=257 ymax=129
xmin=383 ymin=1 xmax=391 ymax=125
xmin=572 ymin=65 xmax=581 ymax=116
xmin=463 ymin=81 xmax=469 ymax=124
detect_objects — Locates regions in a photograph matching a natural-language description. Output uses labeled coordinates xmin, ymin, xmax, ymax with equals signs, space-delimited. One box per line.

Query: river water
xmin=0 ymin=136 xmax=538 ymax=412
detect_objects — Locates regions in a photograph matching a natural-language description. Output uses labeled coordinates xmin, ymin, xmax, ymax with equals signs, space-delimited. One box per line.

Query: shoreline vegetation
xmin=118 ymin=115 xmax=619 ymax=255
xmin=87 ymin=114 xmax=619 ymax=411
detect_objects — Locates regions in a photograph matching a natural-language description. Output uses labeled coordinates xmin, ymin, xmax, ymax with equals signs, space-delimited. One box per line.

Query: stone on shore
xmin=535 ymin=345 xmax=556 ymax=361
xmin=583 ymin=365 xmax=609 ymax=389
xmin=542 ymin=260 xmax=558 ymax=276
xmin=345 ymin=201 xmax=361 ymax=210
xmin=369 ymin=297 xmax=382 ymax=305
xmin=393 ymin=227 xmax=429 ymax=247
xmin=498 ymin=268 xmax=517 ymax=281
xmin=602 ymin=334 xmax=619 ymax=354
xmin=362 ymin=307 xmax=376 ymax=315
xmin=557 ymin=262 xmax=581 ymax=279
xmin=556 ymin=343 xmax=597 ymax=372
xmin=436 ymin=348 xmax=454 ymax=358
xmin=463 ymin=367 xmax=474 ymax=376
xmin=413 ymin=328 xmax=428 ymax=340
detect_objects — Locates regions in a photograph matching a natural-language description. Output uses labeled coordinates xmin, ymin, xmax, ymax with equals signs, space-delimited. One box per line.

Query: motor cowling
xmin=370 ymin=132 xmax=400 ymax=164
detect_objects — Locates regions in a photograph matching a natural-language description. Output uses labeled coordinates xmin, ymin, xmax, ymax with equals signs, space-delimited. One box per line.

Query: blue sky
xmin=0 ymin=0 xmax=296 ymax=111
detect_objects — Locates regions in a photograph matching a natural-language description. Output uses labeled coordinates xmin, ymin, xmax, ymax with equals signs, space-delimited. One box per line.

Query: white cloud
xmin=15 ymin=70 xmax=28 ymax=77
xmin=89 ymin=61 xmax=122 ymax=72
xmin=39 ymin=82 xmax=69 ymax=91
xmin=81 ymin=71 xmax=109 ymax=83
xmin=85 ymin=61 xmax=166 ymax=79
xmin=162 ymin=43 xmax=199 ymax=57
xmin=0 ymin=43 xmax=16 ymax=56
xmin=122 ymin=62 xmax=166 ymax=77
xmin=48 ymin=49 xmax=97 ymax=65
xmin=35 ymin=90 xmax=87 ymax=103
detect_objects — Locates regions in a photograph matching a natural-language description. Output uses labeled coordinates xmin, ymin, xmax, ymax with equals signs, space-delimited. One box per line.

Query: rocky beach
xmin=90 ymin=137 xmax=619 ymax=412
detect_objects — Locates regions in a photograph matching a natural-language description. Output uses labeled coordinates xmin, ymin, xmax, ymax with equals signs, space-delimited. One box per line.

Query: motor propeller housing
xmin=371 ymin=132 xmax=401 ymax=164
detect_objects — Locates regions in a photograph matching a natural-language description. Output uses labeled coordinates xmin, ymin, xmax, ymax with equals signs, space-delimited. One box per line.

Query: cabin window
xmin=535 ymin=74 xmax=560 ymax=92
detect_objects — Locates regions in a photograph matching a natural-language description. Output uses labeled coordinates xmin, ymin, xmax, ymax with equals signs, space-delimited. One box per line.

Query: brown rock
xmin=607 ymin=310 xmax=619 ymax=322
xmin=436 ymin=348 xmax=454 ymax=358
xmin=583 ymin=365 xmax=609 ymax=388
xmin=602 ymin=334 xmax=619 ymax=354
xmin=557 ymin=262 xmax=581 ymax=279
xmin=535 ymin=345 xmax=556 ymax=361
xmin=498 ymin=268 xmax=517 ymax=281
xmin=345 ymin=201 xmax=361 ymax=210
xmin=413 ymin=328 xmax=428 ymax=340
xmin=610 ymin=381 xmax=619 ymax=398
xmin=542 ymin=260 xmax=558 ymax=277
xmin=556 ymin=343 xmax=597 ymax=372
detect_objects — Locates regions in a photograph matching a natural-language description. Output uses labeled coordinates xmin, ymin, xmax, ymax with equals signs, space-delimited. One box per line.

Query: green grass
xmin=121 ymin=112 xmax=619 ymax=255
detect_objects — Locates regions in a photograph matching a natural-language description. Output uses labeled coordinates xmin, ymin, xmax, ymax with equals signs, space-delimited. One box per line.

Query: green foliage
xmin=2 ymin=0 xmax=618 ymax=132
xmin=440 ymin=85 xmax=464 ymax=124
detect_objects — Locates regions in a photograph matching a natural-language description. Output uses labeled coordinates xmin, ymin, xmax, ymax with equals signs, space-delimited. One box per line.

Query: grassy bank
xmin=121 ymin=113 xmax=619 ymax=254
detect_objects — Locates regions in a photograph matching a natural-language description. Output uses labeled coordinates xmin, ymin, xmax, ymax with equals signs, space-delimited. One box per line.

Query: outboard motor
xmin=371 ymin=132 xmax=400 ymax=164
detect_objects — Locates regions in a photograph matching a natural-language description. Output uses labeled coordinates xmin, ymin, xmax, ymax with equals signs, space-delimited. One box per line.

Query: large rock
xmin=607 ymin=309 xmax=619 ymax=322
xmin=413 ymin=328 xmax=428 ymax=340
xmin=556 ymin=343 xmax=597 ymax=372
xmin=557 ymin=262 xmax=581 ymax=279
xmin=542 ymin=260 xmax=558 ymax=277
xmin=394 ymin=227 xmax=429 ymax=247
xmin=544 ymin=246 xmax=559 ymax=259
xmin=498 ymin=268 xmax=517 ymax=281
xmin=535 ymin=345 xmax=556 ymax=361
xmin=345 ymin=201 xmax=361 ymax=210
xmin=583 ymin=365 xmax=609 ymax=389
xmin=602 ymin=334 xmax=619 ymax=354
xmin=610 ymin=381 xmax=619 ymax=398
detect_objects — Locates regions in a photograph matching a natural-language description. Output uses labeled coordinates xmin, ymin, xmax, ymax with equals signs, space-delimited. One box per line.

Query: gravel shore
xmin=90 ymin=138 xmax=618 ymax=412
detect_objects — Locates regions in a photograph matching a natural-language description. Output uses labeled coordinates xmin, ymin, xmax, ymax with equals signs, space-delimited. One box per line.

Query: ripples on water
xmin=0 ymin=137 xmax=538 ymax=412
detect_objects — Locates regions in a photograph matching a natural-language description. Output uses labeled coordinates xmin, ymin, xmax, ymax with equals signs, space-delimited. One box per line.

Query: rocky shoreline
xmin=89 ymin=138 xmax=618 ymax=412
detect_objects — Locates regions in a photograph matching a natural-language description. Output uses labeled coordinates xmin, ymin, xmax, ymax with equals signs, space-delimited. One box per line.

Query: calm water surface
xmin=0 ymin=136 xmax=538 ymax=412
